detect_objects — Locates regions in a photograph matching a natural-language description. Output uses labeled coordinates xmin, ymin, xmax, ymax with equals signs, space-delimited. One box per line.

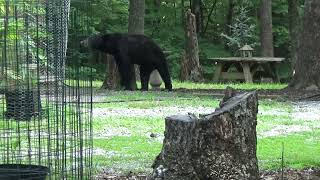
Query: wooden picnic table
xmin=208 ymin=57 xmax=285 ymax=83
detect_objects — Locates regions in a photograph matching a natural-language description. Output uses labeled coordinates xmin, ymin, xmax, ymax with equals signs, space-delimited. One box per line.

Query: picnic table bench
xmin=208 ymin=57 xmax=285 ymax=83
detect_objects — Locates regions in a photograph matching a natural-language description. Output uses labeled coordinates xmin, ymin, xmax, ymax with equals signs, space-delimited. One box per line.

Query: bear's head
xmin=81 ymin=33 xmax=118 ymax=54
xmin=80 ymin=33 xmax=103 ymax=50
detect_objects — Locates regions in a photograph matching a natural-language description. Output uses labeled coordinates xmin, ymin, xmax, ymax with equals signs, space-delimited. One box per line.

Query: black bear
xmin=81 ymin=33 xmax=172 ymax=91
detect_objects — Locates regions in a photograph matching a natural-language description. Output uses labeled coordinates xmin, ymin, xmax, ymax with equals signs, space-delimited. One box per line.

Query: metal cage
xmin=0 ymin=0 xmax=93 ymax=179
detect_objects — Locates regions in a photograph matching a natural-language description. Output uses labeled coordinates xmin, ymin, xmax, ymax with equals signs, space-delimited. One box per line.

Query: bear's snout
xmin=80 ymin=39 xmax=89 ymax=48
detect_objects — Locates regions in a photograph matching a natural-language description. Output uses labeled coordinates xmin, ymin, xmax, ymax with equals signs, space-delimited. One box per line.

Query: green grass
xmin=65 ymin=79 xmax=103 ymax=88
xmin=91 ymin=90 xmax=320 ymax=174
xmin=256 ymin=115 xmax=292 ymax=132
xmin=1 ymin=81 xmax=316 ymax=175
xmin=172 ymin=81 xmax=288 ymax=90
xmin=93 ymin=136 xmax=162 ymax=173
xmin=93 ymin=116 xmax=164 ymax=134
xmin=101 ymin=91 xmax=186 ymax=101
xmin=95 ymin=97 xmax=219 ymax=109
xmin=66 ymin=79 xmax=288 ymax=90
xmin=259 ymin=99 xmax=293 ymax=112
xmin=94 ymin=91 xmax=219 ymax=108
xmin=258 ymin=130 xmax=320 ymax=169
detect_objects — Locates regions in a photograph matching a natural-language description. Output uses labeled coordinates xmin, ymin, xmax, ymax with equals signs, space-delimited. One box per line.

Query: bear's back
xmin=98 ymin=33 xmax=165 ymax=65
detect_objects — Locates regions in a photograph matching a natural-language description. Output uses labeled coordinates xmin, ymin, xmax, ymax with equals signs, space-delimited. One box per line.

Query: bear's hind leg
xmin=155 ymin=62 xmax=172 ymax=91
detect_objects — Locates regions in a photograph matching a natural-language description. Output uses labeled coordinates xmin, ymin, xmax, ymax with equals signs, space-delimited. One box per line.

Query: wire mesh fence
xmin=0 ymin=0 xmax=93 ymax=179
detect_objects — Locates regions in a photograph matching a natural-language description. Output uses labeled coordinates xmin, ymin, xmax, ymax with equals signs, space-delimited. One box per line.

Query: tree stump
xmin=180 ymin=9 xmax=203 ymax=82
xmin=179 ymin=50 xmax=189 ymax=81
xmin=101 ymin=54 xmax=120 ymax=89
xmin=151 ymin=89 xmax=259 ymax=180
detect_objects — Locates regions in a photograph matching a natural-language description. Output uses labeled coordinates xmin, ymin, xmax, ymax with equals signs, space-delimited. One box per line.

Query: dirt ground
xmin=260 ymin=168 xmax=320 ymax=180
xmin=97 ymin=168 xmax=320 ymax=180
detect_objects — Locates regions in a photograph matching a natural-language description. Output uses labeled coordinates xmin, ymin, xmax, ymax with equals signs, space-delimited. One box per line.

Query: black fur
xmin=81 ymin=33 xmax=172 ymax=91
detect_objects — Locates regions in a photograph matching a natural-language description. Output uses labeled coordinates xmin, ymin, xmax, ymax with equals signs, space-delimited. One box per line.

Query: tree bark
xmin=203 ymin=0 xmax=218 ymax=35
xmin=287 ymin=0 xmax=300 ymax=72
xmin=101 ymin=54 xmax=120 ymax=90
xmin=260 ymin=0 xmax=274 ymax=57
xmin=179 ymin=50 xmax=188 ymax=81
xmin=191 ymin=0 xmax=202 ymax=33
xmin=151 ymin=88 xmax=259 ymax=180
xmin=154 ymin=0 xmax=160 ymax=7
xmin=181 ymin=9 xmax=203 ymax=82
xmin=289 ymin=0 xmax=320 ymax=90
xmin=128 ymin=0 xmax=145 ymax=90
xmin=225 ymin=0 xmax=235 ymax=36
xmin=128 ymin=0 xmax=145 ymax=36
xmin=181 ymin=0 xmax=185 ymax=25
xmin=259 ymin=0 xmax=277 ymax=82
xmin=149 ymin=0 xmax=163 ymax=90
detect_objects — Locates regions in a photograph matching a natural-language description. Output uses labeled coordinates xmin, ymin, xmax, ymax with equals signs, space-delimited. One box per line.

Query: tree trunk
xmin=128 ymin=0 xmax=145 ymax=90
xmin=149 ymin=0 xmax=163 ymax=90
xmin=191 ymin=0 xmax=202 ymax=33
xmin=289 ymin=0 xmax=320 ymax=90
xmin=181 ymin=0 xmax=185 ymax=25
xmin=154 ymin=0 xmax=160 ymax=7
xmin=260 ymin=0 xmax=274 ymax=57
xmin=179 ymin=50 xmax=188 ymax=81
xmin=203 ymin=0 xmax=218 ymax=35
xmin=259 ymin=0 xmax=277 ymax=82
xmin=225 ymin=0 xmax=235 ymax=36
xmin=173 ymin=0 xmax=177 ymax=25
xmin=101 ymin=54 xmax=120 ymax=90
xmin=151 ymin=88 xmax=259 ymax=180
xmin=181 ymin=9 xmax=203 ymax=82
xmin=288 ymin=0 xmax=300 ymax=72
xmin=128 ymin=0 xmax=145 ymax=37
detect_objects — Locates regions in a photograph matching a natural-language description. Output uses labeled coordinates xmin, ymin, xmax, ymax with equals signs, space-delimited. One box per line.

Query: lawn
xmin=1 ymin=82 xmax=317 ymax=177
xmin=68 ymin=79 xmax=287 ymax=90
xmin=91 ymin=83 xmax=320 ymax=175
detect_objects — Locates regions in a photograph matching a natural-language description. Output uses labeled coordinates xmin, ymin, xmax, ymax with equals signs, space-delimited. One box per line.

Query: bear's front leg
xmin=115 ymin=55 xmax=134 ymax=91
xmin=139 ymin=66 xmax=153 ymax=91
